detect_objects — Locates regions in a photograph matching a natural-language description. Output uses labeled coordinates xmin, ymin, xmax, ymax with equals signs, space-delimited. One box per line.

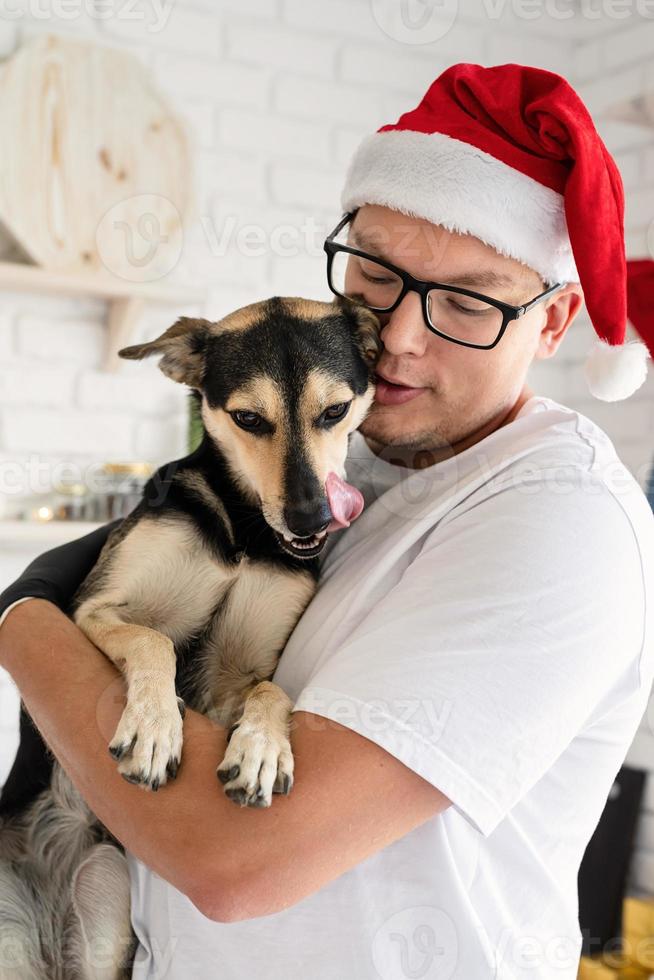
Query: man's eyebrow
xmin=350 ymin=228 xmax=517 ymax=291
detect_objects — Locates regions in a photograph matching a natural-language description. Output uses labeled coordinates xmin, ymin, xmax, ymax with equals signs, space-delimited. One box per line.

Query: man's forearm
xmin=0 ymin=599 xmax=234 ymax=911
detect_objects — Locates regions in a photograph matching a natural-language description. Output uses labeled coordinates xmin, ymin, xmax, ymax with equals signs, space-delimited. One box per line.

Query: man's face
xmin=346 ymin=205 xmax=580 ymax=459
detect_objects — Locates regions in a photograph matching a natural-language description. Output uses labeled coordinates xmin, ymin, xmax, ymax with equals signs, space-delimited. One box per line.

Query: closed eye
xmin=319 ymin=401 xmax=351 ymax=426
xmin=230 ymin=410 xmax=272 ymax=434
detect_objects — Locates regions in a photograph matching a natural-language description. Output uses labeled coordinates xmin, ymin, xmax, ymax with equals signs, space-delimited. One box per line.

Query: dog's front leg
xmin=75 ymin=611 xmax=185 ymax=791
xmin=201 ymin=560 xmax=316 ymax=808
xmin=217 ymin=680 xmax=295 ymax=807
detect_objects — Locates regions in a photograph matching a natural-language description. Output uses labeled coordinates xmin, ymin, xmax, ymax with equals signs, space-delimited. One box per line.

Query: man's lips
xmin=374 ymin=372 xmax=427 ymax=406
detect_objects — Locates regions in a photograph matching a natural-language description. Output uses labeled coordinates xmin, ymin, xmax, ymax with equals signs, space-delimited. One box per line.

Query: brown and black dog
xmin=0 ymin=295 xmax=380 ymax=980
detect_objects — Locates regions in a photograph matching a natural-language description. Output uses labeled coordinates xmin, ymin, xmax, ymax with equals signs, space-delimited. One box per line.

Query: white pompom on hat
xmin=341 ymin=62 xmax=650 ymax=401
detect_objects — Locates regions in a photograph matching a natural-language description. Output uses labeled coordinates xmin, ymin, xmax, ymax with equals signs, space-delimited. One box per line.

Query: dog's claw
xmin=217 ymin=764 xmax=240 ymax=785
xmin=121 ymin=770 xmax=147 ymax=786
xmin=109 ymin=733 xmax=137 ymax=761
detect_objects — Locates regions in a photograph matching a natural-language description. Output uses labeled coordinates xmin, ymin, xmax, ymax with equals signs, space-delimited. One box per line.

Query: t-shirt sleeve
xmin=0 ymin=519 xmax=122 ymax=628
xmin=291 ymin=478 xmax=650 ymax=837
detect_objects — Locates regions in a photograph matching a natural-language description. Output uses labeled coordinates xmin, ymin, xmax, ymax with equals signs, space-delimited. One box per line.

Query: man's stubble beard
xmin=359 ymin=402 xmax=455 ymax=456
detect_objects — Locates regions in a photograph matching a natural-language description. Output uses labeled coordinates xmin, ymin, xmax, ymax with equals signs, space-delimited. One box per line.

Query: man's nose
xmin=379 ymin=292 xmax=429 ymax=357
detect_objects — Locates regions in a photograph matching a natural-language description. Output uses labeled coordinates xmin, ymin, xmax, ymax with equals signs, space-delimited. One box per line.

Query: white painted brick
xmin=226 ymin=23 xmax=335 ymax=77
xmin=0 ymin=362 xmax=76 ymax=408
xmin=270 ymin=162 xmax=343 ymax=210
xmin=76 ymin=368 xmax=184 ymax=416
xmin=575 ymin=399 xmax=654 ymax=449
xmin=485 ymin=32 xmax=573 ymax=76
xmin=196 ymin=148 xmax=268 ymax=211
xmin=617 ymin=442 xmax=654 ymax=488
xmin=274 ymin=75 xmax=383 ymax=126
xmin=181 ymin=219 xmax=271 ymax=288
xmin=3 ymin=291 xmax=105 ymax=321
xmin=0 ymin=316 xmax=12 ymax=361
xmin=626 ymin=187 xmax=654 ymax=233
xmin=333 ymin=127 xmax=367 ymax=168
xmin=615 ymin=149 xmax=642 ymax=189
xmin=573 ymin=40 xmax=603 ymax=82
xmin=100 ymin=1 xmax=220 ymax=56
xmin=581 ymin=64 xmax=645 ymax=116
xmin=178 ymin=100 xmax=216 ymax=151
xmin=153 ymin=52 xmax=270 ymax=108
xmin=134 ymin=413 xmax=188 ymax=463
xmin=270 ymin=251 xmax=330 ymax=301
xmin=634 ymin=811 xmax=654 ymax=854
xmin=17 ymin=6 xmax=103 ymax=39
xmin=626 ymin=728 xmax=654 ymax=773
xmin=282 ymin=0 xmax=374 ymax=39
xmin=604 ymin=20 xmax=654 ymax=70
xmin=625 ymin=227 xmax=652 ymax=257
xmin=642 ymin=773 xmax=654 ymax=813
xmin=339 ymin=43 xmax=445 ymax=94
xmin=629 ymin=847 xmax=654 ymax=895
xmin=15 ymin=316 xmax=105 ymax=367
xmin=595 ymin=120 xmax=654 ymax=155
xmin=643 ymin=145 xmax=654 ymax=182
xmin=207 ymin=200 xmax=332 ymax=255
xmin=204 ymin=283 xmax=272 ymax=322
xmin=0 ymin=19 xmax=17 ymax=58
xmin=2 ymin=408 xmax=134 ymax=456
xmin=196 ymin=0 xmax=279 ymax=18
xmin=218 ymin=108 xmax=331 ymax=161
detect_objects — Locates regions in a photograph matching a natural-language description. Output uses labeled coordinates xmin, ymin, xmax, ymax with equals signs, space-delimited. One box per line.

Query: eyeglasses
xmin=324 ymin=212 xmax=566 ymax=350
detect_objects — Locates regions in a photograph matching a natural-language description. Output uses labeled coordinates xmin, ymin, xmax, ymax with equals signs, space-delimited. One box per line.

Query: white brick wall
xmin=0 ymin=0 xmax=653 ymax=905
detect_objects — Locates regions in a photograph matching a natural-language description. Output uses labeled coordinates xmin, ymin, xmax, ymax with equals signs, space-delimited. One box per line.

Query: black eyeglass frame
xmin=324 ymin=211 xmax=566 ymax=351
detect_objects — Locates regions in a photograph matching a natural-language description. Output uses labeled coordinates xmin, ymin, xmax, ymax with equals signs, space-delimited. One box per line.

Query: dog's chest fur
xmin=71 ymin=445 xmax=318 ymax=727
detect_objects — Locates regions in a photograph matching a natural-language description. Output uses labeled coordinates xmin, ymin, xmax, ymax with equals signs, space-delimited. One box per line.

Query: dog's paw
xmin=216 ymin=722 xmax=294 ymax=808
xmin=109 ymin=695 xmax=185 ymax=791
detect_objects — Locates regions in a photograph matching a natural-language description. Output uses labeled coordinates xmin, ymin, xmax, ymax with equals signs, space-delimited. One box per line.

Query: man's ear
xmin=333 ymin=295 xmax=382 ymax=367
xmin=534 ymin=285 xmax=584 ymax=360
xmin=118 ymin=317 xmax=214 ymax=387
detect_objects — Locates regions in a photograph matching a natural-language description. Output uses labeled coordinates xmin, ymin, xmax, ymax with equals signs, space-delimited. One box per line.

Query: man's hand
xmin=0 ymin=599 xmax=450 ymax=922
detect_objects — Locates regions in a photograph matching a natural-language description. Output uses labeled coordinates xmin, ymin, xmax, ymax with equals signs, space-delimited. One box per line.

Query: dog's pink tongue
xmin=326 ymin=471 xmax=364 ymax=531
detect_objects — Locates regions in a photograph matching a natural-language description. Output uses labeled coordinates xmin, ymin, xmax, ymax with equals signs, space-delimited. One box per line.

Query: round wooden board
xmin=0 ymin=34 xmax=190 ymax=279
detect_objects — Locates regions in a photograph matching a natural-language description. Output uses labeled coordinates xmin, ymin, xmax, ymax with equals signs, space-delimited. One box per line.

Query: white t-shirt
xmin=128 ymin=396 xmax=654 ymax=980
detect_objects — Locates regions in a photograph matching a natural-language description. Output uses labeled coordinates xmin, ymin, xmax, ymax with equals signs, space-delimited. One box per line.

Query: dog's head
xmin=119 ymin=296 xmax=381 ymax=559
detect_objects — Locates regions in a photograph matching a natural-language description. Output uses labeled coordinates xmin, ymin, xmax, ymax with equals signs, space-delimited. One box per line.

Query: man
xmin=1 ymin=62 xmax=653 ymax=979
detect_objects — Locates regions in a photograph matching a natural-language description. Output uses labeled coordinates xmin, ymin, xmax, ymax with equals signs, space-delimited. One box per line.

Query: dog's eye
xmin=231 ymin=410 xmax=263 ymax=431
xmin=322 ymin=401 xmax=350 ymax=423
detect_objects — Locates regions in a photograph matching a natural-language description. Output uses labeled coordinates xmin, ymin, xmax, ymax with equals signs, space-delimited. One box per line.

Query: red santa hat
xmin=627 ymin=259 xmax=654 ymax=359
xmin=341 ymin=62 xmax=650 ymax=401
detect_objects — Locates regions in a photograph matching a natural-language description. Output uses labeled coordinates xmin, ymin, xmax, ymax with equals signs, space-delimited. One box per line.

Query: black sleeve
xmin=0 ymin=518 xmax=123 ymax=818
xmin=0 ymin=518 xmax=123 ymax=621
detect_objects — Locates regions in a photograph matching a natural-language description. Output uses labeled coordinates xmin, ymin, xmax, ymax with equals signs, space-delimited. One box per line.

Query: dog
xmin=0 ymin=295 xmax=380 ymax=980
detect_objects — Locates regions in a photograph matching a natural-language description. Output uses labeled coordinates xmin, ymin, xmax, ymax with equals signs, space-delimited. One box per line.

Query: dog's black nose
xmin=284 ymin=501 xmax=332 ymax=538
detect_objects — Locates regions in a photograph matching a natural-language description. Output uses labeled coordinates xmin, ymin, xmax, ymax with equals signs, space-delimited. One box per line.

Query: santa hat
xmin=627 ymin=259 xmax=654 ymax=358
xmin=341 ymin=62 xmax=650 ymax=401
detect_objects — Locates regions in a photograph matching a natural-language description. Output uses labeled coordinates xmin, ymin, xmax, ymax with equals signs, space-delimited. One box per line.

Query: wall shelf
xmin=0 ymin=261 xmax=206 ymax=371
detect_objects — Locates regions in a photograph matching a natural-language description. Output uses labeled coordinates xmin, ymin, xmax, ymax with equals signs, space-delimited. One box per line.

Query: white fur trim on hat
xmin=583 ymin=339 xmax=649 ymax=401
xmin=341 ymin=130 xmax=579 ymax=286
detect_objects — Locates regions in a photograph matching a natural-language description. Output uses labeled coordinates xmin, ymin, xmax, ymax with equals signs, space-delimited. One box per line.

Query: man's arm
xmin=0 ymin=599 xmax=450 ymax=923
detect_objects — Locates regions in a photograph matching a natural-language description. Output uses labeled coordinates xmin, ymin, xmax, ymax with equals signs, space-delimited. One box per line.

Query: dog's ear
xmin=333 ymin=295 xmax=382 ymax=367
xmin=118 ymin=317 xmax=213 ymax=387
